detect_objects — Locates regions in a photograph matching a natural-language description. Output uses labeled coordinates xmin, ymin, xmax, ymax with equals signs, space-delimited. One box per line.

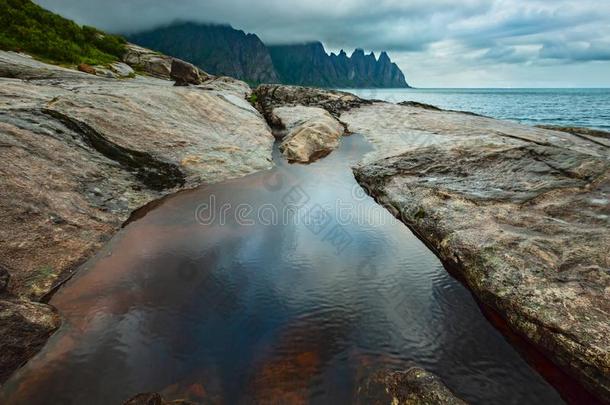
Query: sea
xmin=343 ymin=88 xmax=610 ymax=131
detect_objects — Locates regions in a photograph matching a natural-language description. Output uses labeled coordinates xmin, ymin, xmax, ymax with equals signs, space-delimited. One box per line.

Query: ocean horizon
xmin=342 ymin=87 xmax=610 ymax=131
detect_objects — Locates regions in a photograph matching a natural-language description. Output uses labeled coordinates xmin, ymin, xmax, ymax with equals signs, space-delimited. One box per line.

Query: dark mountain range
xmin=128 ymin=22 xmax=278 ymax=84
xmin=268 ymin=42 xmax=409 ymax=88
xmin=128 ymin=22 xmax=409 ymax=88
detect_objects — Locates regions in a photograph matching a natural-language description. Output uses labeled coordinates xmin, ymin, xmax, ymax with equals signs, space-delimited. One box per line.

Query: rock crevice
xmin=42 ymin=108 xmax=186 ymax=190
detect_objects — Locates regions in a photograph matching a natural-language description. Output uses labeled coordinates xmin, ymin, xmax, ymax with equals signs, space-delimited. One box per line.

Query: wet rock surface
xmin=348 ymin=101 xmax=610 ymax=399
xmin=0 ymin=50 xmax=274 ymax=381
xmin=0 ymin=299 xmax=60 ymax=385
xmin=273 ymin=106 xmax=345 ymax=163
xmin=355 ymin=368 xmax=467 ymax=405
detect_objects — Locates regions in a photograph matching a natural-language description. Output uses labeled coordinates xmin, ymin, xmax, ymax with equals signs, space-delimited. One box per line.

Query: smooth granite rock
xmin=536 ymin=125 xmax=610 ymax=148
xmin=273 ymin=106 xmax=345 ymax=163
xmin=0 ymin=52 xmax=94 ymax=81
xmin=349 ymin=101 xmax=610 ymax=400
xmin=122 ymin=43 xmax=173 ymax=79
xmin=0 ymin=50 xmax=274 ymax=302
xmin=92 ymin=65 xmax=118 ymax=78
xmin=355 ymin=368 xmax=466 ymax=405
xmin=109 ymin=62 xmax=135 ymax=78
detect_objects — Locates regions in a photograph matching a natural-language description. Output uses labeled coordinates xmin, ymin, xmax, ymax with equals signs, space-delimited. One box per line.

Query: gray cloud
xmin=540 ymin=41 xmax=610 ymax=62
xmin=33 ymin=0 xmax=610 ymax=86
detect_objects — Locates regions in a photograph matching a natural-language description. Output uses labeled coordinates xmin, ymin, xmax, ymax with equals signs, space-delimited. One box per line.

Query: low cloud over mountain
xmin=35 ymin=0 xmax=610 ymax=87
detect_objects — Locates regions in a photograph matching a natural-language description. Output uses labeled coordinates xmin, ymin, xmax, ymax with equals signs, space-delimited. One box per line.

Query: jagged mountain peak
xmin=379 ymin=51 xmax=391 ymax=63
xmin=128 ymin=23 xmax=409 ymax=88
xmin=269 ymin=43 xmax=409 ymax=88
xmin=351 ymin=48 xmax=365 ymax=58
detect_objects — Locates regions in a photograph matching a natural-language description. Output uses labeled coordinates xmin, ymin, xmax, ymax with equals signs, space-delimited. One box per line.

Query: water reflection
xmin=0 ymin=135 xmax=563 ymax=404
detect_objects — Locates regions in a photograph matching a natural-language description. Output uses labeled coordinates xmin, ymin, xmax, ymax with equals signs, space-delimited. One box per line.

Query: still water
xmin=345 ymin=88 xmax=610 ymax=131
xmin=1 ymin=136 xmax=565 ymax=404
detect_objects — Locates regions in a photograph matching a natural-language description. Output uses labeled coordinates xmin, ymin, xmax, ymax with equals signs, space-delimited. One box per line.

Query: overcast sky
xmin=35 ymin=0 xmax=610 ymax=87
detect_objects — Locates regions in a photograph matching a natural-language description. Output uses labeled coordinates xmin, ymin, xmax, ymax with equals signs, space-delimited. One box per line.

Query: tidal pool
xmin=1 ymin=135 xmax=565 ymax=404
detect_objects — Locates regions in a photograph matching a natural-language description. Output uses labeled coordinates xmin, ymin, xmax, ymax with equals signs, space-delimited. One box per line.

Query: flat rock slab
xmin=273 ymin=106 xmax=345 ymax=163
xmin=0 ymin=51 xmax=274 ymax=301
xmin=341 ymin=102 xmax=608 ymax=162
xmin=355 ymin=368 xmax=466 ymax=404
xmin=351 ymin=103 xmax=610 ymax=399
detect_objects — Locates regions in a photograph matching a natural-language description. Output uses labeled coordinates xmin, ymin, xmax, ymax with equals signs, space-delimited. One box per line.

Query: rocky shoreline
xmin=251 ymin=85 xmax=610 ymax=401
xmin=345 ymin=106 xmax=610 ymax=399
xmin=1 ymin=46 xmax=609 ymax=402
xmin=0 ymin=48 xmax=274 ymax=384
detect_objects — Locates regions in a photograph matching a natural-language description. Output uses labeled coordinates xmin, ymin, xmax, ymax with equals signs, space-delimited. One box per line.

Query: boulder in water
xmin=273 ymin=106 xmax=345 ymax=163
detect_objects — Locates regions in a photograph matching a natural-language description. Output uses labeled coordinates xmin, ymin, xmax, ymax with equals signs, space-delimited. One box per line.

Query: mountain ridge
xmin=128 ymin=22 xmax=409 ymax=88
xmin=127 ymin=22 xmax=279 ymax=84
xmin=268 ymin=41 xmax=409 ymax=88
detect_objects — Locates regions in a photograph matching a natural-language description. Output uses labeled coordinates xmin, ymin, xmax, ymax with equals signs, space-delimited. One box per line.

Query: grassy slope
xmin=0 ymin=0 xmax=125 ymax=65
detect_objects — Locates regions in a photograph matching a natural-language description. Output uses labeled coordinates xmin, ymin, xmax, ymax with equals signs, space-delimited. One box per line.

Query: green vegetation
xmin=0 ymin=0 xmax=126 ymax=65
xmin=247 ymin=92 xmax=258 ymax=106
